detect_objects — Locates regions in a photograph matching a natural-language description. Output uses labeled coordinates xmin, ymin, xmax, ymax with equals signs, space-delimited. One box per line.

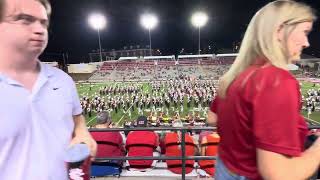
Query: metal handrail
xmin=90 ymin=125 xmax=320 ymax=179
xmin=89 ymin=126 xmax=216 ymax=132
xmin=95 ymin=156 xmax=216 ymax=161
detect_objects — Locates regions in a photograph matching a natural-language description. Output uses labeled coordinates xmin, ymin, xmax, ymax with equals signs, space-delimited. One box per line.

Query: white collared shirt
xmin=0 ymin=63 xmax=82 ymax=180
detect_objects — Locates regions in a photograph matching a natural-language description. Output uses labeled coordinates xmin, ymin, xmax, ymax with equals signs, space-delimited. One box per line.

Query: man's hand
xmin=69 ymin=133 xmax=97 ymax=161
xmin=71 ymin=115 xmax=97 ymax=161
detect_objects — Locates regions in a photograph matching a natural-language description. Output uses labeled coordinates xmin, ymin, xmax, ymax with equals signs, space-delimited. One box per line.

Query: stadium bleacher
xmin=88 ymin=54 xmax=234 ymax=81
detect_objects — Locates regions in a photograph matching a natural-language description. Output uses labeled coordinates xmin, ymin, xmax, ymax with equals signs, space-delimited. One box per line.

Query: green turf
xmin=77 ymin=82 xmax=209 ymax=127
xmin=77 ymin=81 xmax=320 ymax=126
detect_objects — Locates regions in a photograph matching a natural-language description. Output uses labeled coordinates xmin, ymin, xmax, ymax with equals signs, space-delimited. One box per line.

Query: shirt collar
xmin=39 ymin=61 xmax=54 ymax=78
xmin=0 ymin=61 xmax=54 ymax=84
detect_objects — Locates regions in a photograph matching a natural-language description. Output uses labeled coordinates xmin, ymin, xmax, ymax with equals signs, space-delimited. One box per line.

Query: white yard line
xmin=116 ymin=116 xmax=125 ymax=127
xmin=304 ymin=116 xmax=320 ymax=125
xmin=86 ymin=115 xmax=97 ymax=125
xmin=116 ymin=103 xmax=135 ymax=126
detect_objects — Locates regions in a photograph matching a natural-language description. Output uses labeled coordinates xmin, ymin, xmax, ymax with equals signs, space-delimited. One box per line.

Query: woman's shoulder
xmin=253 ymin=65 xmax=298 ymax=85
xmin=236 ymin=64 xmax=301 ymax=103
xmin=259 ymin=64 xmax=293 ymax=75
xmin=233 ymin=64 xmax=300 ymax=98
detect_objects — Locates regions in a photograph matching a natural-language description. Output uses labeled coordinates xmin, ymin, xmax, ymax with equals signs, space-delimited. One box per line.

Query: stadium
xmin=40 ymin=3 xmax=320 ymax=178
xmin=11 ymin=0 xmax=318 ymax=179
xmin=44 ymin=52 xmax=320 ymax=179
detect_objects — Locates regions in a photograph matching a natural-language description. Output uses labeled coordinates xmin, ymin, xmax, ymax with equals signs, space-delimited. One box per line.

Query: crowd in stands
xmin=89 ymin=58 xmax=232 ymax=81
xmin=294 ymin=65 xmax=320 ymax=78
xmin=303 ymin=71 xmax=320 ymax=78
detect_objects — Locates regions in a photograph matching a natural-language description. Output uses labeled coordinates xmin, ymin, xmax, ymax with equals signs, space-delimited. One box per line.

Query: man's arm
xmin=70 ymin=114 xmax=97 ymax=160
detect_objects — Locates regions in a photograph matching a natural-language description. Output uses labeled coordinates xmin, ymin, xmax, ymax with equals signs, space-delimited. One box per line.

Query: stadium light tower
xmin=88 ymin=13 xmax=106 ymax=62
xmin=191 ymin=12 xmax=208 ymax=54
xmin=140 ymin=13 xmax=158 ymax=56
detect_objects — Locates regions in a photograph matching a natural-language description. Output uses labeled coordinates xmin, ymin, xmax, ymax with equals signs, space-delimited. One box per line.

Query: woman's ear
xmin=277 ymin=24 xmax=285 ymax=42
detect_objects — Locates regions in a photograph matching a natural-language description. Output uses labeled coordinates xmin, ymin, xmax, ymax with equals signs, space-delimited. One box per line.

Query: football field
xmin=77 ymin=81 xmax=320 ymax=127
xmin=300 ymin=81 xmax=320 ymax=122
xmin=77 ymin=81 xmax=211 ymax=126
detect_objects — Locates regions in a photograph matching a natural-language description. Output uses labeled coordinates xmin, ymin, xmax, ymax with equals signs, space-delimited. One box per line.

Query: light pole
xmin=140 ymin=14 xmax=158 ymax=56
xmin=191 ymin=12 xmax=208 ymax=55
xmin=88 ymin=13 xmax=106 ymax=62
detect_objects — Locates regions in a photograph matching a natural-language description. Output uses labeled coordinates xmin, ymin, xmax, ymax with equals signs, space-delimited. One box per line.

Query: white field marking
xmin=304 ymin=116 xmax=320 ymax=125
xmin=116 ymin=103 xmax=135 ymax=126
xmin=86 ymin=115 xmax=97 ymax=125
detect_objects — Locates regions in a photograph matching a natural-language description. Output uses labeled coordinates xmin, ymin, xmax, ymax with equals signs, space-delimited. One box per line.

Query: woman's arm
xmin=257 ymin=140 xmax=320 ymax=180
xmin=207 ymin=110 xmax=218 ymax=126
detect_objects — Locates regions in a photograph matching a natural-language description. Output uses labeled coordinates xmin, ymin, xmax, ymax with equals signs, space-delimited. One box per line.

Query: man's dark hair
xmin=0 ymin=0 xmax=51 ymax=22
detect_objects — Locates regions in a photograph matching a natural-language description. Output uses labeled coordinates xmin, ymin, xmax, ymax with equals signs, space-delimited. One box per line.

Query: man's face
xmin=0 ymin=0 xmax=49 ymax=56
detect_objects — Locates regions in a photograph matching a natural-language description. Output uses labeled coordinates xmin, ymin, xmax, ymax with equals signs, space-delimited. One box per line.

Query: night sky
xmin=43 ymin=0 xmax=320 ymax=63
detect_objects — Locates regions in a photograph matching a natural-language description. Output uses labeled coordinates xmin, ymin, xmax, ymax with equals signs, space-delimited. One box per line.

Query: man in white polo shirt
xmin=0 ymin=0 xmax=97 ymax=179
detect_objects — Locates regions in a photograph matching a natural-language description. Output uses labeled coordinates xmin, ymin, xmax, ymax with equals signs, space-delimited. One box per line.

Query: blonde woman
xmin=209 ymin=1 xmax=320 ymax=179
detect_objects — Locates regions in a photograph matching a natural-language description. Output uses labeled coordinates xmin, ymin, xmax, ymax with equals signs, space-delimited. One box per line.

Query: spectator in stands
xmin=91 ymin=111 xmax=125 ymax=166
xmin=0 ymin=0 xmax=97 ymax=179
xmin=211 ymin=1 xmax=320 ymax=179
xmin=126 ymin=116 xmax=160 ymax=171
xmin=164 ymin=120 xmax=197 ymax=174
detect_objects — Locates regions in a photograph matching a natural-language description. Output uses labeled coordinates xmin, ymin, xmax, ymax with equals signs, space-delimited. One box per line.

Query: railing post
xmin=181 ymin=129 xmax=186 ymax=180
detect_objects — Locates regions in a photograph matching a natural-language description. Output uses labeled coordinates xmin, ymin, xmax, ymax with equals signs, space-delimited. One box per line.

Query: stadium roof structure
xmin=216 ymin=53 xmax=238 ymax=57
xmin=118 ymin=57 xmax=139 ymax=61
xmin=300 ymin=58 xmax=320 ymax=62
xmin=143 ymin=55 xmax=175 ymax=60
xmin=178 ymin=54 xmax=214 ymax=59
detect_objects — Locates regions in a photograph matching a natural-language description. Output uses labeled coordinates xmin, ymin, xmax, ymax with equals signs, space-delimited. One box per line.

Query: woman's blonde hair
xmin=218 ymin=0 xmax=316 ymax=98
